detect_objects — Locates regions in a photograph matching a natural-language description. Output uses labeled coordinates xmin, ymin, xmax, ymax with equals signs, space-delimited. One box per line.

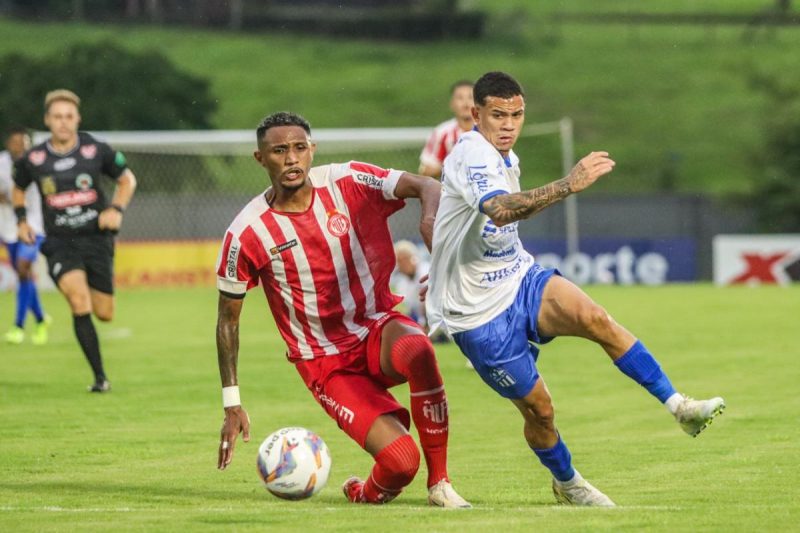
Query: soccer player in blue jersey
xmin=0 ymin=126 xmax=49 ymax=345
xmin=426 ymin=71 xmax=725 ymax=506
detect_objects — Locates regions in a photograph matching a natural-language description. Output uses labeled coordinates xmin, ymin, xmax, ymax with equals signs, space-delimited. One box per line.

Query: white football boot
xmin=552 ymin=471 xmax=615 ymax=507
xmin=427 ymin=479 xmax=472 ymax=508
xmin=673 ymin=395 xmax=726 ymax=437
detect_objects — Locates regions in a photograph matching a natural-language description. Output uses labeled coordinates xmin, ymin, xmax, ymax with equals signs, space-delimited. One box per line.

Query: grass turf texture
xmin=0 ymin=284 xmax=798 ymax=531
xmin=2 ymin=1 xmax=800 ymax=196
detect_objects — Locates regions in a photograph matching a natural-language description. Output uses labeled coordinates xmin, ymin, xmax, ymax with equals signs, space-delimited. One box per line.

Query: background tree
xmin=748 ymin=71 xmax=800 ymax=232
xmin=0 ymin=41 xmax=216 ymax=130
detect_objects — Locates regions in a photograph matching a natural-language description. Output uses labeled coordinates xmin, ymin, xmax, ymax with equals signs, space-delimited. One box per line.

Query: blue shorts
xmin=453 ymin=264 xmax=560 ymax=399
xmin=5 ymin=236 xmax=45 ymax=267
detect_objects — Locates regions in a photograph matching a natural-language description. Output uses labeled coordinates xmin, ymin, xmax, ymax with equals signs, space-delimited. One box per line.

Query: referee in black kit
xmin=12 ymin=89 xmax=137 ymax=392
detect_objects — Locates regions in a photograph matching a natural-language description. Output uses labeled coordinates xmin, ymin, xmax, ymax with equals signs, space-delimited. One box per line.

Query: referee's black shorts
xmin=40 ymin=233 xmax=116 ymax=295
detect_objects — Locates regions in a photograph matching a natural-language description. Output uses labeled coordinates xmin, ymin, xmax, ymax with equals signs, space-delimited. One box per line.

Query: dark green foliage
xmin=748 ymin=73 xmax=800 ymax=231
xmin=0 ymin=41 xmax=216 ymax=130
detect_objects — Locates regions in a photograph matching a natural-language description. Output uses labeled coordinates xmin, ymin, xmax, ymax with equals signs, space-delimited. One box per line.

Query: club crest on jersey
xmin=29 ymin=150 xmax=46 ymax=166
xmin=75 ymin=173 xmax=93 ymax=190
xmin=270 ymin=239 xmax=298 ymax=255
xmin=326 ymin=212 xmax=351 ymax=237
xmin=80 ymin=144 xmax=97 ymax=159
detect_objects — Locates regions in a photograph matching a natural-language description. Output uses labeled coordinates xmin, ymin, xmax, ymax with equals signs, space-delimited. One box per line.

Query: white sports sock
xmin=556 ymin=470 xmax=583 ymax=487
xmin=665 ymin=392 xmax=684 ymax=415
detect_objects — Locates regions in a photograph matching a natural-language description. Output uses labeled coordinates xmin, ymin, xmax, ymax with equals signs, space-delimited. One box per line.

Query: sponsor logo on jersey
xmin=467 ymin=164 xmax=489 ymax=195
xmin=326 ymin=212 xmax=351 ymax=237
xmin=53 ymin=157 xmax=77 ymax=172
xmin=226 ymin=243 xmax=239 ymax=278
xmin=75 ymin=173 xmax=93 ymax=190
xmin=353 ymin=171 xmax=384 ymax=190
xmin=80 ymin=144 xmax=97 ymax=159
xmin=46 ymin=189 xmax=98 ymax=209
xmin=479 ymin=255 xmax=530 ymax=287
xmin=40 ymin=176 xmax=57 ymax=195
xmin=54 ymin=208 xmax=98 ymax=228
xmin=270 ymin=239 xmax=298 ymax=255
xmin=317 ymin=393 xmax=355 ymax=424
xmin=482 ymin=246 xmax=518 ymax=262
xmin=29 ymin=150 xmax=46 ymax=166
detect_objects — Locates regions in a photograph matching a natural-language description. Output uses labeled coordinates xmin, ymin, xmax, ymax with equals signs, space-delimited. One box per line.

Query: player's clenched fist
xmin=566 ymin=151 xmax=615 ymax=194
xmin=218 ymin=405 xmax=251 ymax=470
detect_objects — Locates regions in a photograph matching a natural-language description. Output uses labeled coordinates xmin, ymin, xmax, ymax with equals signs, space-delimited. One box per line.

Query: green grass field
xmin=1 ymin=285 xmax=798 ymax=531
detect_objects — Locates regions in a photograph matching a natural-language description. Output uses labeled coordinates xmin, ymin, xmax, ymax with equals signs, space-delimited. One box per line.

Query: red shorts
xmin=294 ymin=312 xmax=420 ymax=448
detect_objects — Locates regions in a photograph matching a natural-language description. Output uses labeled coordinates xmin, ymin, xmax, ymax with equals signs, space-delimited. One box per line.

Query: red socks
xmin=390 ymin=334 xmax=450 ymax=488
xmin=361 ymin=435 xmax=420 ymax=503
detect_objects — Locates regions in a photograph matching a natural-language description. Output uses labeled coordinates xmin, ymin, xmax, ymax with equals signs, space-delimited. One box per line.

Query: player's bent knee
xmin=377 ymin=434 xmax=420 ymax=486
xmin=391 ymin=334 xmax=437 ymax=378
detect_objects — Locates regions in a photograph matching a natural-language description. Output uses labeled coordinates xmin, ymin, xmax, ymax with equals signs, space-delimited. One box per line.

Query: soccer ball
xmin=256 ymin=427 xmax=332 ymax=500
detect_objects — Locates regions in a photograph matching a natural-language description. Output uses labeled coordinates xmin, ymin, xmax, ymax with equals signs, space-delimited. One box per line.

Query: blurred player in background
xmin=390 ymin=240 xmax=429 ymax=327
xmin=13 ymin=90 xmax=137 ymax=392
xmin=426 ymin=72 xmax=725 ymax=506
xmin=1 ymin=126 xmax=49 ymax=345
xmin=215 ymin=112 xmax=470 ymax=508
xmin=418 ymin=80 xmax=474 ymax=179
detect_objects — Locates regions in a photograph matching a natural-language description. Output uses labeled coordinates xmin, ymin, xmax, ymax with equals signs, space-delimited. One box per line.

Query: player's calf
xmin=343 ymin=434 xmax=420 ymax=504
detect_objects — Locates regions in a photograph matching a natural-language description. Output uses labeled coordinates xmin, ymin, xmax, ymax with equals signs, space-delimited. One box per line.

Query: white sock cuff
xmin=665 ymin=392 xmax=684 ymax=415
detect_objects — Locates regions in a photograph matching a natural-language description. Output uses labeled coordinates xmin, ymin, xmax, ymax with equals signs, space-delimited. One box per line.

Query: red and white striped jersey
xmin=419 ymin=118 xmax=469 ymax=170
xmin=216 ymin=161 xmax=406 ymax=362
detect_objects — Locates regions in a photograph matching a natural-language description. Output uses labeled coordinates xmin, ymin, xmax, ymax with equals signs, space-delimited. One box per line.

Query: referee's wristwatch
xmin=110 ymin=204 xmax=125 ymax=214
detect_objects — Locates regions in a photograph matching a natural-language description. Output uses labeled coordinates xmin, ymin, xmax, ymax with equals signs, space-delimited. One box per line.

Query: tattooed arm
xmin=217 ymin=292 xmax=250 ymax=470
xmin=482 ymin=151 xmax=615 ymax=227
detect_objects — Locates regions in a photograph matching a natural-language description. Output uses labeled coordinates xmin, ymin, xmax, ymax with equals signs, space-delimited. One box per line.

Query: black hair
xmin=256 ymin=111 xmax=311 ymax=144
xmin=473 ymin=72 xmax=525 ymax=106
xmin=450 ymin=79 xmax=474 ymax=95
xmin=4 ymin=125 xmax=30 ymax=141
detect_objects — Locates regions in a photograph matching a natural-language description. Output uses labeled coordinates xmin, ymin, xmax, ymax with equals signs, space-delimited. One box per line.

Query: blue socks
xmin=532 ymin=436 xmax=575 ymax=482
xmin=615 ymin=340 xmax=676 ymax=403
xmin=15 ymin=280 xmax=33 ymax=328
xmin=14 ymin=280 xmax=44 ymax=328
xmin=28 ymin=281 xmax=44 ymax=322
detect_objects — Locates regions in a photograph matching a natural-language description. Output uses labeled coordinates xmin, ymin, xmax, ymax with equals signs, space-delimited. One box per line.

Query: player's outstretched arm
xmin=216 ymin=292 xmax=251 ymax=470
xmin=483 ymin=151 xmax=615 ymax=227
xmin=394 ymin=172 xmax=442 ymax=251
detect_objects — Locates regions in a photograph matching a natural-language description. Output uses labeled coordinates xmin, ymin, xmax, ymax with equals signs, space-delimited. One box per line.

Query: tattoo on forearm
xmin=484 ymin=178 xmax=572 ymax=225
xmin=217 ymin=297 xmax=242 ymax=387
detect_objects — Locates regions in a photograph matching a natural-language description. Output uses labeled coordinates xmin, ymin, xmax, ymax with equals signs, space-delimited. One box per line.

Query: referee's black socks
xmin=73 ymin=313 xmax=106 ymax=381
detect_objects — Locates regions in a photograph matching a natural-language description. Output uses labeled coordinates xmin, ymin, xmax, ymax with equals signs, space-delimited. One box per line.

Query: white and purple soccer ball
xmin=256 ymin=427 xmax=332 ymax=500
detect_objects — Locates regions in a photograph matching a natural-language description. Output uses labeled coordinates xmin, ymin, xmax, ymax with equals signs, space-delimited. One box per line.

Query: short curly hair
xmin=473 ymin=72 xmax=524 ymax=106
xmin=256 ymin=111 xmax=311 ymax=144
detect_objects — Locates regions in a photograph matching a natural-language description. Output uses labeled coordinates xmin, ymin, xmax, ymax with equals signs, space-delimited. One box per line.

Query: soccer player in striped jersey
xmin=418 ymin=80 xmax=474 ymax=179
xmin=215 ymin=112 xmax=470 ymax=508
xmin=426 ymin=72 xmax=725 ymax=506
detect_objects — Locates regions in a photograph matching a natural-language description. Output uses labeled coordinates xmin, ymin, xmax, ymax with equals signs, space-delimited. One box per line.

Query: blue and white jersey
xmin=426 ymin=130 xmax=534 ymax=335
xmin=0 ymin=150 xmax=44 ymax=243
